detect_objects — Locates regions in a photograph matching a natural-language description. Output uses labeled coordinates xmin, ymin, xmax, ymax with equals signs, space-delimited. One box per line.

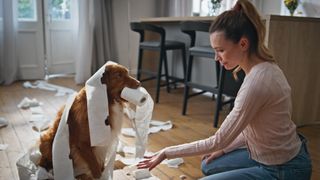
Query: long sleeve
xmin=222 ymin=133 xmax=246 ymax=154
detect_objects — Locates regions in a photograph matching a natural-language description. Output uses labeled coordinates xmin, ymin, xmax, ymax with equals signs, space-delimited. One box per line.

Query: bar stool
xmin=130 ymin=22 xmax=187 ymax=103
xmin=180 ymin=21 xmax=220 ymax=114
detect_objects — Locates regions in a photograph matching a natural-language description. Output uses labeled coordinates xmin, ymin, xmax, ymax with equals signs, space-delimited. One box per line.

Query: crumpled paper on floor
xmin=23 ymin=80 xmax=76 ymax=96
xmin=0 ymin=117 xmax=8 ymax=128
xmin=29 ymin=114 xmax=51 ymax=132
xmin=29 ymin=106 xmax=44 ymax=114
xmin=16 ymin=146 xmax=53 ymax=180
xmin=19 ymin=98 xmax=51 ymax=133
xmin=0 ymin=144 xmax=8 ymax=150
xmin=17 ymin=97 xmax=43 ymax=109
xmin=121 ymin=120 xmax=173 ymax=137
xmin=163 ymin=158 xmax=184 ymax=168
xmin=113 ymin=165 xmax=159 ymax=180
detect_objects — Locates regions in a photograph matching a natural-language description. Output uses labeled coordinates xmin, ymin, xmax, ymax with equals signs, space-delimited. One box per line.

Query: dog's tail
xmin=37 ymin=105 xmax=65 ymax=170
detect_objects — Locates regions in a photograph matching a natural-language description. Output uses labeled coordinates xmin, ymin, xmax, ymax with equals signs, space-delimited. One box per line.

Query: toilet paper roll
xmin=121 ymin=87 xmax=148 ymax=106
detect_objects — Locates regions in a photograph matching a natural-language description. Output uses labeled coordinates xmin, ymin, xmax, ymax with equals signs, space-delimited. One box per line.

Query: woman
xmin=137 ymin=0 xmax=312 ymax=179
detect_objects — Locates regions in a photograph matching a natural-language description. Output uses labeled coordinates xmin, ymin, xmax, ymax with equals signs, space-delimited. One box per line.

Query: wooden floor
xmin=0 ymin=77 xmax=319 ymax=180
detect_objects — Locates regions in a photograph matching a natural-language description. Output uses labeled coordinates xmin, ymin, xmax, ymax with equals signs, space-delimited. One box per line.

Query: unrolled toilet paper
xmin=121 ymin=87 xmax=154 ymax=159
xmin=52 ymin=92 xmax=77 ymax=180
xmin=121 ymin=87 xmax=148 ymax=106
xmin=85 ymin=61 xmax=117 ymax=147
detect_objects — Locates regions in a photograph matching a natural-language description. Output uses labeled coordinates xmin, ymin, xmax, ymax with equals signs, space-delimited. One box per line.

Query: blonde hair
xmin=209 ymin=0 xmax=275 ymax=78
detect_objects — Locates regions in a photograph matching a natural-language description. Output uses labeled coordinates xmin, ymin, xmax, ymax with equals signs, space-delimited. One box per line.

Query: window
xmin=17 ymin=0 xmax=71 ymax=22
xmin=192 ymin=0 xmax=210 ymax=16
xmin=49 ymin=0 xmax=71 ymax=21
xmin=18 ymin=0 xmax=37 ymax=21
xmin=192 ymin=0 xmax=237 ymax=16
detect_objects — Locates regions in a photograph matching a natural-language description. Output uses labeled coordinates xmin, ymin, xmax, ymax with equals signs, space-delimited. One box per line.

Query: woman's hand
xmin=202 ymin=150 xmax=224 ymax=164
xmin=137 ymin=150 xmax=166 ymax=171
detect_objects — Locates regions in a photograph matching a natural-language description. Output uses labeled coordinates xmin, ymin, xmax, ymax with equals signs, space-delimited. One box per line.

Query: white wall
xmin=261 ymin=0 xmax=282 ymax=15
xmin=112 ymin=0 xmax=158 ymax=73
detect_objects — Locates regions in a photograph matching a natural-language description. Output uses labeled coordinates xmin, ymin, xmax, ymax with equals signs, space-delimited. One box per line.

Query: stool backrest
xmin=180 ymin=21 xmax=212 ymax=47
xmin=130 ymin=22 xmax=165 ymax=44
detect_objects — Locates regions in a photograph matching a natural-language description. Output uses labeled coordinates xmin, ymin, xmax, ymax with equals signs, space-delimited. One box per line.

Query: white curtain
xmin=0 ymin=0 xmax=18 ymax=85
xmin=169 ymin=0 xmax=193 ymax=16
xmin=74 ymin=0 xmax=94 ymax=84
xmin=158 ymin=0 xmax=193 ymax=17
xmin=74 ymin=0 xmax=117 ymax=84
xmin=91 ymin=0 xmax=117 ymax=72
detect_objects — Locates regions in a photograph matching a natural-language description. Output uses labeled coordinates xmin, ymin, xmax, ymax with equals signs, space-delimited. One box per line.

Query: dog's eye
xmin=114 ymin=72 xmax=122 ymax=79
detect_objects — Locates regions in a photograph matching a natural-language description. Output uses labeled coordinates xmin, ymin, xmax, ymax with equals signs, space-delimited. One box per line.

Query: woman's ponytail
xmin=234 ymin=0 xmax=275 ymax=63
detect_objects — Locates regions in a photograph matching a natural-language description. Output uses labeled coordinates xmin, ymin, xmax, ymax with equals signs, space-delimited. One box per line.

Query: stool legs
xmin=137 ymin=49 xmax=143 ymax=81
xmin=155 ymin=49 xmax=164 ymax=103
xmin=181 ymin=48 xmax=187 ymax=81
xmin=182 ymin=55 xmax=194 ymax=115
xmin=163 ymin=51 xmax=170 ymax=93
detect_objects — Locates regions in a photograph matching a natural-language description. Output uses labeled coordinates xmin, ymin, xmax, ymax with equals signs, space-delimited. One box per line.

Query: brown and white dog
xmin=37 ymin=63 xmax=140 ymax=180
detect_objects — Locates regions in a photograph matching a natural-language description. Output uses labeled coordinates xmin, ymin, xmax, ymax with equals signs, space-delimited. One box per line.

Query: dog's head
xmin=100 ymin=63 xmax=140 ymax=103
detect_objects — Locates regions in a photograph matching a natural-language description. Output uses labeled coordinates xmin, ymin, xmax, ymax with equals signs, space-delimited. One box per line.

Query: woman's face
xmin=210 ymin=31 xmax=247 ymax=70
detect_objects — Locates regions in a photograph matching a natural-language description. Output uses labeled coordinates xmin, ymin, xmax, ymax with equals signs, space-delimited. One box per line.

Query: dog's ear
xmin=100 ymin=66 xmax=109 ymax=85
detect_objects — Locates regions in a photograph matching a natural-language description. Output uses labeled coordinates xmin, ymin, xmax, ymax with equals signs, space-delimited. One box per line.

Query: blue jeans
xmin=200 ymin=134 xmax=312 ymax=180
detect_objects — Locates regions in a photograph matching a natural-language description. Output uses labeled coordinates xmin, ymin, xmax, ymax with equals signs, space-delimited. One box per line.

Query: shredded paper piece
xmin=0 ymin=117 xmax=8 ymax=128
xmin=114 ymin=165 xmax=160 ymax=180
xmin=121 ymin=120 xmax=173 ymax=137
xmin=23 ymin=80 xmax=76 ymax=96
xmin=16 ymin=97 xmax=50 ymax=132
xmin=163 ymin=158 xmax=184 ymax=168
xmin=17 ymin=97 xmax=42 ymax=109
xmin=30 ymin=106 xmax=44 ymax=114
xmin=0 ymin=144 xmax=9 ymax=150
xmin=30 ymin=114 xmax=48 ymax=122
xmin=32 ymin=119 xmax=51 ymax=132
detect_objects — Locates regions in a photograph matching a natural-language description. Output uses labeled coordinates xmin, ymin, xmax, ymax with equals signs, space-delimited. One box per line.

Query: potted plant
xmin=284 ymin=0 xmax=299 ymax=16
xmin=209 ymin=0 xmax=222 ymax=16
